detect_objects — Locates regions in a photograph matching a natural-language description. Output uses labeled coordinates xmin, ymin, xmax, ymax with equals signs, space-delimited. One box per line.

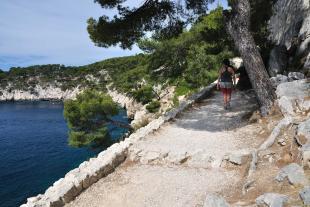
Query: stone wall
xmin=21 ymin=83 xmax=216 ymax=207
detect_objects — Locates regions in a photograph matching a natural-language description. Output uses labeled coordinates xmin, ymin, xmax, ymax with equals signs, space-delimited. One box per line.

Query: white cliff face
xmin=0 ymin=85 xmax=81 ymax=101
xmin=268 ymin=0 xmax=310 ymax=52
xmin=107 ymin=86 xmax=175 ymax=128
xmin=107 ymin=88 xmax=144 ymax=119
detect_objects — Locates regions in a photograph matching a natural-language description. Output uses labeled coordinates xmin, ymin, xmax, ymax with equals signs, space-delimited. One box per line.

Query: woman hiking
xmin=217 ymin=59 xmax=236 ymax=110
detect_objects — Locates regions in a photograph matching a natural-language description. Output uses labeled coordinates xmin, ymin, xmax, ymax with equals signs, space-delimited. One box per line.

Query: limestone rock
xmin=165 ymin=152 xmax=189 ymax=165
xmin=275 ymin=163 xmax=308 ymax=186
xmin=302 ymin=144 xmax=310 ymax=169
xmin=107 ymin=88 xmax=143 ymax=119
xmin=0 ymin=85 xmax=81 ymax=101
xmin=224 ymin=150 xmax=251 ymax=165
xmin=256 ymin=193 xmax=288 ymax=207
xmin=276 ymin=80 xmax=309 ymax=100
xmin=187 ymin=150 xmax=223 ymax=169
xmin=300 ymin=186 xmax=310 ymax=205
xmin=203 ymin=194 xmax=230 ymax=207
xmin=277 ymin=96 xmax=295 ymax=115
xmin=268 ymin=46 xmax=288 ymax=77
xmin=268 ymin=0 xmax=310 ymax=52
xmin=270 ymin=75 xmax=288 ymax=88
xmin=288 ymin=72 xmax=305 ymax=81
xmin=296 ymin=118 xmax=310 ymax=145
xmin=276 ymin=80 xmax=310 ymax=116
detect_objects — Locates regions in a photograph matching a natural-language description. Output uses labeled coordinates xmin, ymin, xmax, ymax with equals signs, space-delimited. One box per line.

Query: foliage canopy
xmin=87 ymin=0 xmax=216 ymax=49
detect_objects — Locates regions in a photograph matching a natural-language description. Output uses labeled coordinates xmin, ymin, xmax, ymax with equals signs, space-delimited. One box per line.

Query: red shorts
xmin=221 ymin=87 xmax=232 ymax=96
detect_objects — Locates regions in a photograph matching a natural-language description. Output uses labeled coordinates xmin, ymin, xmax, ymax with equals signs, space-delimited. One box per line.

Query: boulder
xmin=277 ymin=96 xmax=295 ymax=115
xmin=275 ymin=163 xmax=308 ymax=186
xmin=268 ymin=46 xmax=289 ymax=77
xmin=270 ymin=75 xmax=288 ymax=88
xmin=256 ymin=193 xmax=288 ymax=207
xmin=296 ymin=118 xmax=310 ymax=145
xmin=288 ymin=72 xmax=305 ymax=81
xmin=276 ymin=80 xmax=309 ymax=100
xmin=276 ymin=80 xmax=310 ymax=116
xmin=223 ymin=150 xmax=251 ymax=165
xmin=203 ymin=194 xmax=230 ymax=207
xmin=302 ymin=144 xmax=310 ymax=169
xmin=300 ymin=186 xmax=310 ymax=205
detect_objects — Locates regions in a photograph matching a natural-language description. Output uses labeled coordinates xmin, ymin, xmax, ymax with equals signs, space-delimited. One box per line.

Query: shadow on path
xmin=174 ymin=90 xmax=258 ymax=132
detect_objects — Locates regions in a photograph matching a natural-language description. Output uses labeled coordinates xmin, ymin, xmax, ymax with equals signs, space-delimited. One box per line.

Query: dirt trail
xmin=66 ymin=90 xmax=265 ymax=207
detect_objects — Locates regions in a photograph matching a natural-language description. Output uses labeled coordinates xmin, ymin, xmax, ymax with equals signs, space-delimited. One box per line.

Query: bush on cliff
xmin=64 ymin=90 xmax=122 ymax=147
xmin=130 ymin=85 xmax=155 ymax=105
xmin=146 ymin=100 xmax=161 ymax=113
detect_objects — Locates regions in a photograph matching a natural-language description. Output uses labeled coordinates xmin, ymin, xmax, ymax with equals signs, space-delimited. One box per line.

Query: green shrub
xmin=131 ymin=85 xmax=154 ymax=104
xmin=146 ymin=100 xmax=161 ymax=113
xmin=63 ymin=89 xmax=119 ymax=148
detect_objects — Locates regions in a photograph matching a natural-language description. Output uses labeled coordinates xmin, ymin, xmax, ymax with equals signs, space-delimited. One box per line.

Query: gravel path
xmin=67 ymin=90 xmax=263 ymax=207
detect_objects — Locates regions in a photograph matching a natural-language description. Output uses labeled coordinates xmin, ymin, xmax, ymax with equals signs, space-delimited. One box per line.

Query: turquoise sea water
xmin=0 ymin=101 xmax=128 ymax=207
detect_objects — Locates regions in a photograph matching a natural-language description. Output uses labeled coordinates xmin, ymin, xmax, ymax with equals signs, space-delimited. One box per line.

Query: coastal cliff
xmin=0 ymin=79 xmax=175 ymax=128
xmin=0 ymin=85 xmax=80 ymax=101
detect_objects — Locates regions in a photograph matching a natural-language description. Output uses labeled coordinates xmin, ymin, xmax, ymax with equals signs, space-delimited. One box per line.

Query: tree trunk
xmin=224 ymin=0 xmax=276 ymax=115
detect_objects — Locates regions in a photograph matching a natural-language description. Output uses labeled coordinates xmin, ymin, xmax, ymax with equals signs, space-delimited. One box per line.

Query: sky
xmin=0 ymin=0 xmax=227 ymax=71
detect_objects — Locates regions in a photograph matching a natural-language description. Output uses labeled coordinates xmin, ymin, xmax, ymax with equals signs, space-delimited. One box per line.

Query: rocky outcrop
xmin=270 ymin=72 xmax=305 ymax=88
xmin=268 ymin=0 xmax=310 ymax=53
xmin=270 ymin=74 xmax=289 ymax=88
xmin=107 ymin=88 xmax=144 ymax=119
xmin=268 ymin=0 xmax=310 ymax=74
xmin=275 ymin=163 xmax=308 ymax=186
xmin=256 ymin=193 xmax=288 ymax=207
xmin=268 ymin=46 xmax=289 ymax=77
xmin=107 ymin=86 xmax=175 ymax=127
xmin=0 ymin=85 xmax=81 ymax=101
xmin=275 ymin=79 xmax=310 ymax=117
xmin=296 ymin=118 xmax=310 ymax=145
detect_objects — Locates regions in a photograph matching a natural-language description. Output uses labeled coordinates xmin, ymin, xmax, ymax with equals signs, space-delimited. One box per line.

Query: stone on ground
xmin=302 ymin=144 xmax=310 ymax=169
xmin=256 ymin=193 xmax=288 ymax=207
xmin=275 ymin=163 xmax=308 ymax=186
xmin=299 ymin=186 xmax=310 ymax=205
xmin=296 ymin=118 xmax=310 ymax=145
xmin=203 ymin=194 xmax=230 ymax=207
